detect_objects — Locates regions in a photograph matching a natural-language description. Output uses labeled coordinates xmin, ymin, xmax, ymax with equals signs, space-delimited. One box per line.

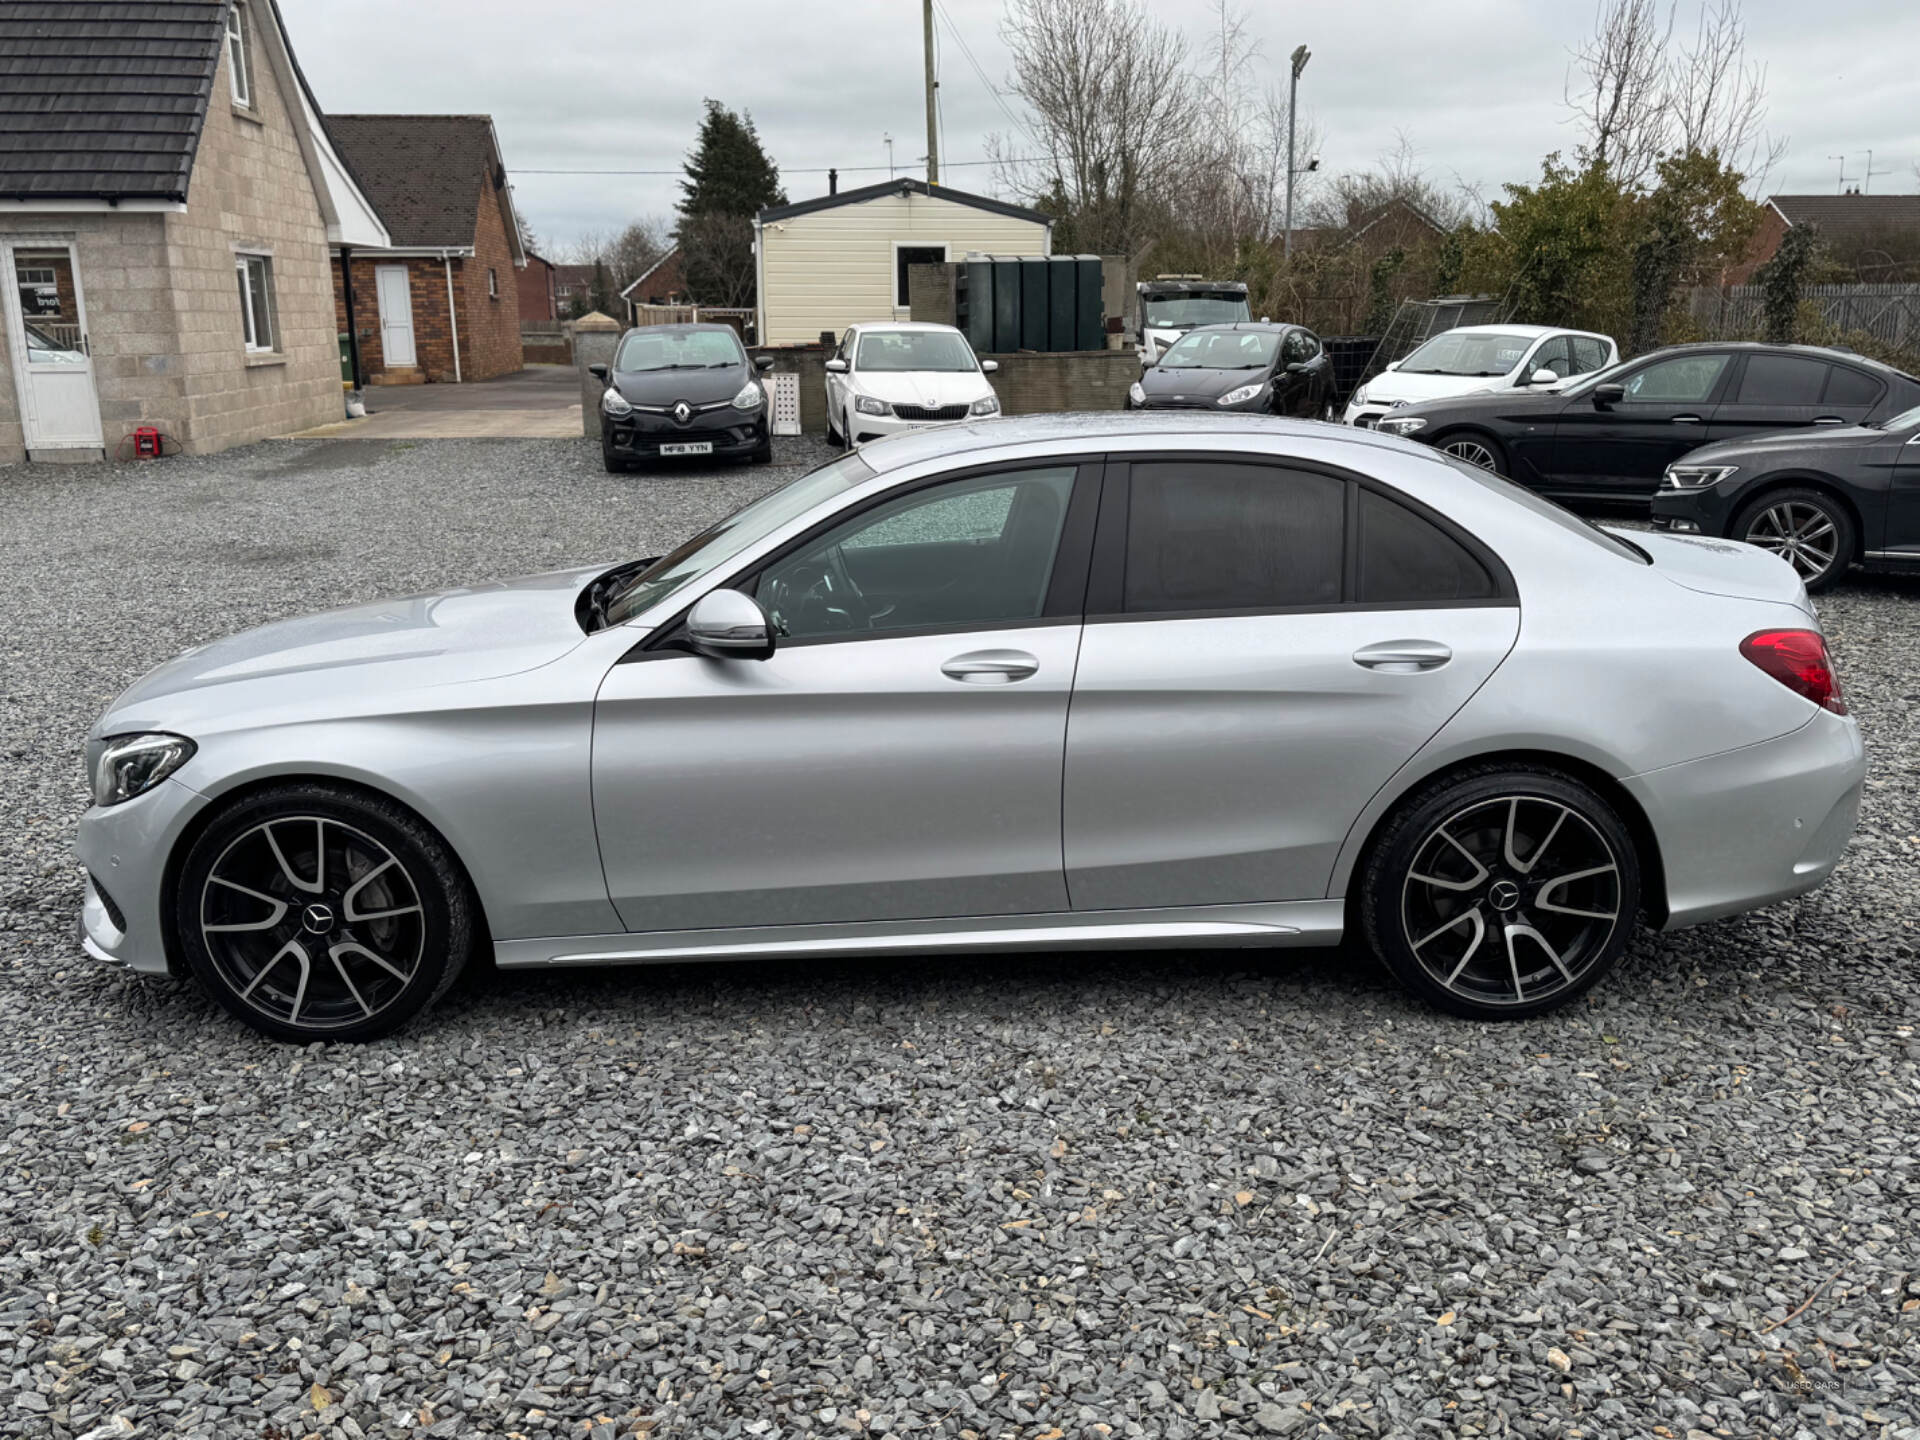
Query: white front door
xmin=375 ymin=264 xmax=416 ymax=367
xmin=2 ymin=242 xmax=104 ymax=451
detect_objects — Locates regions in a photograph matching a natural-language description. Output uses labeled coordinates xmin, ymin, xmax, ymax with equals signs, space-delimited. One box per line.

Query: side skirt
xmin=494 ymin=900 xmax=1347 ymax=969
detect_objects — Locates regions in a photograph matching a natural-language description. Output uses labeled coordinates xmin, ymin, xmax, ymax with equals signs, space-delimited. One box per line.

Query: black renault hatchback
xmin=1127 ymin=322 xmax=1333 ymax=418
xmin=591 ymin=323 xmax=774 ymax=472
xmin=1373 ymin=342 xmax=1920 ymax=505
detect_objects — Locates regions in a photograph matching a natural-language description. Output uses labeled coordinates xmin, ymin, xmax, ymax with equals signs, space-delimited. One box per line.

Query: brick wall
xmin=334 ymin=256 xmax=453 ymax=382
xmin=518 ymin=254 xmax=556 ymax=323
xmin=458 ymin=172 xmax=523 ymax=381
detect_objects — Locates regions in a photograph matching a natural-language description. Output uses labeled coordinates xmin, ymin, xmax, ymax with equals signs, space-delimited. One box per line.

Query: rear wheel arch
xmin=1342 ymin=748 xmax=1668 ymax=931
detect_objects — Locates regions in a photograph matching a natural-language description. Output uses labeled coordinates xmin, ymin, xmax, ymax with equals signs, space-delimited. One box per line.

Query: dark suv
xmin=591 ymin=323 xmax=774 ymax=472
xmin=1372 ymin=342 xmax=1920 ymax=504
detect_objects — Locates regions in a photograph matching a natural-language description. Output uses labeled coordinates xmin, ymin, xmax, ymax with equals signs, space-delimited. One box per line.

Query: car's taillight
xmin=1740 ymin=629 xmax=1846 ymax=715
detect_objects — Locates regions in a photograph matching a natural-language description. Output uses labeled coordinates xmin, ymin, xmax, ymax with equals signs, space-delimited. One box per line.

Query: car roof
xmin=620 ymin=323 xmax=740 ymax=336
xmin=1634 ymin=340 xmax=1918 ymax=379
xmin=1179 ymin=322 xmax=1305 ymax=334
xmin=847 ymin=321 xmax=964 ymax=334
xmin=850 ymin=411 xmax=1433 ymax=474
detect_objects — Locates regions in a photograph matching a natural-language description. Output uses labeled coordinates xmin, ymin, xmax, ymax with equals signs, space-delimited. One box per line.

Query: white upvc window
xmin=488 ymin=267 xmax=498 ymax=299
xmin=235 ymin=252 xmax=275 ymax=352
xmin=226 ymin=5 xmax=252 ymax=108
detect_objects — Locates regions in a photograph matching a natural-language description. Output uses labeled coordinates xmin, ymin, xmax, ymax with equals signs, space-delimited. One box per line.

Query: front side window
xmin=1398 ymin=331 xmax=1536 ymax=378
xmin=235 ymin=253 xmax=274 ymax=352
xmin=1280 ymin=329 xmax=1317 ymax=365
xmin=1620 ymin=352 xmax=1729 ymax=402
xmin=1161 ymin=330 xmax=1278 ymax=370
xmin=1569 ymin=336 xmax=1611 ymax=374
xmin=756 ymin=467 xmax=1076 ymax=641
xmin=854 ymin=330 xmax=979 ymax=374
xmin=1527 ymin=337 xmax=1572 ymax=378
xmin=1124 ymin=462 xmax=1343 ymax=613
xmin=226 ymin=6 xmax=252 ymax=107
xmin=615 ymin=328 xmax=745 ymax=372
xmin=1735 ymin=354 xmax=1829 ymax=406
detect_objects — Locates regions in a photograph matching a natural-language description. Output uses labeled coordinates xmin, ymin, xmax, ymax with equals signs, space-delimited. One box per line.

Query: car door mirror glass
xmin=824 ymin=358 xmax=848 ymax=374
xmin=685 ymin=589 xmax=775 ymax=660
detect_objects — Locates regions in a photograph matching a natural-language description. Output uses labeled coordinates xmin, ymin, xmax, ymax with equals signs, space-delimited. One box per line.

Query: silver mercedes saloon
xmin=78 ymin=414 xmax=1865 ymax=1041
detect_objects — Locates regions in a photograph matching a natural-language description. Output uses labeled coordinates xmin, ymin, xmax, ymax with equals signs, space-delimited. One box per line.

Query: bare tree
xmin=1667 ymin=0 xmax=1784 ymax=188
xmin=1306 ymin=135 xmax=1480 ymax=234
xmin=563 ymin=219 xmax=670 ymax=296
xmin=670 ymin=213 xmax=754 ymax=309
xmin=993 ymin=0 xmax=1196 ymax=254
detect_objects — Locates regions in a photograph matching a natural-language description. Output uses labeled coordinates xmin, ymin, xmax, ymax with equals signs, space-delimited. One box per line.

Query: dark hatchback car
xmin=591 ymin=323 xmax=775 ymax=472
xmin=1373 ymin=342 xmax=1920 ymax=504
xmin=1127 ymin=323 xmax=1333 ymax=419
xmin=1650 ymin=398 xmax=1920 ymax=590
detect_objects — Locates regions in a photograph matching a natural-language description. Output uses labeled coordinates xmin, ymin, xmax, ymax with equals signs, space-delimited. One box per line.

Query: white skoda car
xmin=824 ymin=322 xmax=1001 ymax=447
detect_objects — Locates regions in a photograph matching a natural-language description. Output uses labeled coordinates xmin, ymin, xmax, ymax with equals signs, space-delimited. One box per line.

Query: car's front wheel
xmin=174 ymin=783 xmax=475 ymax=1042
xmin=1359 ymin=766 xmax=1640 ymax=1020
xmin=1732 ymin=487 xmax=1854 ymax=592
xmin=1437 ymin=431 xmax=1508 ymax=476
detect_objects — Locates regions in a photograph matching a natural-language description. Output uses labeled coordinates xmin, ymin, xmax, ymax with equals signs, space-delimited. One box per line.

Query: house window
xmin=226 ymin=5 xmax=252 ymax=108
xmin=488 ymin=267 xmax=498 ymax=299
xmin=16 ymin=265 xmax=58 ymax=317
xmin=894 ymin=244 xmax=948 ymax=309
xmin=235 ymin=252 xmax=276 ymax=352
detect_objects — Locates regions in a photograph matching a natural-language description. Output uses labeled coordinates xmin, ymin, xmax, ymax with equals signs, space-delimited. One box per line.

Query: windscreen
xmin=616 ymin=329 xmax=745 ymax=372
xmin=856 ymin=330 xmax=979 ymax=373
xmin=1142 ymin=293 xmax=1250 ymax=328
xmin=1160 ymin=330 xmax=1279 ymax=369
xmin=1398 ymin=332 xmax=1536 ymax=377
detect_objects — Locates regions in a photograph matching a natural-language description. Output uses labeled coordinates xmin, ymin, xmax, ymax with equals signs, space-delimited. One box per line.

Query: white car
xmin=824 ymin=322 xmax=1001 ymax=447
xmin=1343 ymin=324 xmax=1619 ymax=428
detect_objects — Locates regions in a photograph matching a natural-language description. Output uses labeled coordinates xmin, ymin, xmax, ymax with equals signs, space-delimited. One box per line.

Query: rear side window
xmin=1125 ymin=462 xmax=1343 ymax=612
xmin=1823 ymin=365 xmax=1882 ymax=407
xmin=1355 ymin=488 xmax=1498 ymax=604
xmin=1735 ymin=354 xmax=1829 ymax=405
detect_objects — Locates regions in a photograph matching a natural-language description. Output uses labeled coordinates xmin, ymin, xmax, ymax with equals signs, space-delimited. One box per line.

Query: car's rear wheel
xmin=1359 ymin=767 xmax=1640 ymax=1020
xmin=1733 ymin=487 xmax=1854 ymax=592
xmin=174 ymin=784 xmax=474 ymax=1043
xmin=1438 ymin=431 xmax=1507 ymax=476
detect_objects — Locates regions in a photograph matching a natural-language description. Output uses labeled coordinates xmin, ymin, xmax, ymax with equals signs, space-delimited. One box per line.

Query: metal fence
xmin=1357 ymin=296 xmax=1506 ymax=384
xmin=1687 ymin=284 xmax=1920 ymax=351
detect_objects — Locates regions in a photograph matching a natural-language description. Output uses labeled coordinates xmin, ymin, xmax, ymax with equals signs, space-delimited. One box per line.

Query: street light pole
xmin=1283 ymin=45 xmax=1310 ymax=261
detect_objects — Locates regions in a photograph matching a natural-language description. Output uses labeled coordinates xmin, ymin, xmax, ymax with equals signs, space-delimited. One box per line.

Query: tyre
xmin=751 ymin=431 xmax=774 ymax=465
xmin=1359 ymin=766 xmax=1640 ymax=1020
xmin=600 ymin=431 xmax=630 ymax=473
xmin=1437 ymin=431 xmax=1508 ymax=476
xmin=825 ymin=407 xmax=843 ymax=448
xmin=1732 ymin=486 xmax=1854 ymax=592
xmin=174 ymin=783 xmax=476 ymax=1043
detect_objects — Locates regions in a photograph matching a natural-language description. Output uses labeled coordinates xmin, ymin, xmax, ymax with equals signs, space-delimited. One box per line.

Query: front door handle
xmin=942 ymin=649 xmax=1039 ymax=684
xmin=1813 ymin=416 xmax=1845 ymax=425
xmin=1353 ymin=639 xmax=1452 ymax=673
xmin=1670 ymin=414 xmax=1703 ymax=424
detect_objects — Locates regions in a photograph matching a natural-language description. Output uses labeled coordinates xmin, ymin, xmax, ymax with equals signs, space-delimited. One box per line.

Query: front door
xmin=375 ymin=264 xmax=416 ymax=368
xmin=2 ymin=243 xmax=103 ymax=451
xmin=1547 ymin=350 xmax=1735 ymax=498
xmin=592 ymin=462 xmax=1097 ymax=932
xmin=1064 ymin=459 xmax=1519 ymax=909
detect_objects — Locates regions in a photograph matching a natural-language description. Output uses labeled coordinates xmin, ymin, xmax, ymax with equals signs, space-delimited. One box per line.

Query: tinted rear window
xmin=1736 ymin=354 xmax=1829 ymax=405
xmin=1355 ymin=488 xmax=1498 ymax=604
xmin=1823 ymin=365 xmax=1882 ymax=407
xmin=1125 ymin=462 xmax=1343 ymax=612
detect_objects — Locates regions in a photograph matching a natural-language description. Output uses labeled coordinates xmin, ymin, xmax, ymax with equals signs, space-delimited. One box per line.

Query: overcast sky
xmin=280 ymin=0 xmax=1920 ymax=255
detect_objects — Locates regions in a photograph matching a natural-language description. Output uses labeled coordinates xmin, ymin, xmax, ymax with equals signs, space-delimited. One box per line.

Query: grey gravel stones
xmin=2 ymin=437 xmax=1918 ymax=1438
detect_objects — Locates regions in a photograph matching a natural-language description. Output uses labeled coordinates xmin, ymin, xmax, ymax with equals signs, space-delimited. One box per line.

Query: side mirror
xmin=1592 ymin=382 xmax=1626 ymax=407
xmin=685 ymin=589 xmax=774 ymax=660
xmin=980 ymin=359 xmax=999 ymax=373
xmin=824 ymin=358 xmax=849 ymax=374
xmin=588 ymin=363 xmax=609 ymax=382
xmin=1529 ymin=368 xmax=1560 ymax=386
xmin=753 ymin=354 xmax=774 ymax=371
xmin=1284 ymin=361 xmax=1307 ymax=374
xmin=1384 ymin=359 xmax=1401 ymax=372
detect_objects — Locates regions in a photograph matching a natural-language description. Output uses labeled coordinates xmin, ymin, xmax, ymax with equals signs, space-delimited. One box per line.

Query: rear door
xmin=1886 ymin=431 xmax=1920 ymax=561
xmin=1547 ymin=350 xmax=1735 ymax=497
xmin=1062 ymin=456 xmax=1520 ymax=910
xmin=1707 ymin=352 xmax=1870 ymax=447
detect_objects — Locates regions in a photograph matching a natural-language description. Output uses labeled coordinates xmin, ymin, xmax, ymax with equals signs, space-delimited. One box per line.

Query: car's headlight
xmin=89 ymin=733 xmax=195 ymax=807
xmin=855 ymin=395 xmax=889 ymax=416
xmin=1128 ymin=381 xmax=1146 ymax=405
xmin=600 ymin=386 xmax=633 ymax=417
xmin=969 ymin=394 xmax=999 ymax=416
xmin=731 ymin=382 xmax=763 ymax=410
xmin=1376 ymin=416 xmax=1428 ymax=436
xmin=1218 ymin=383 xmax=1267 ymax=406
xmin=1663 ymin=463 xmax=1738 ymax=490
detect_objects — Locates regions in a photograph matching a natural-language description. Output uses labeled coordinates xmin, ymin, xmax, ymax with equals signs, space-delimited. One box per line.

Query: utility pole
xmin=1283 ymin=45 xmax=1310 ymax=260
xmin=923 ymin=0 xmax=939 ymax=185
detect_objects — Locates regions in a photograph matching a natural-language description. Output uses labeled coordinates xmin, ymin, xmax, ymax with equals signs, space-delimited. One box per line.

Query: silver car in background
xmin=78 ymin=415 xmax=1864 ymax=1041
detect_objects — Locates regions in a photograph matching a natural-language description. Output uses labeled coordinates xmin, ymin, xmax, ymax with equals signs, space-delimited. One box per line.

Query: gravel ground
xmin=1 ymin=435 xmax=1917 ymax=1440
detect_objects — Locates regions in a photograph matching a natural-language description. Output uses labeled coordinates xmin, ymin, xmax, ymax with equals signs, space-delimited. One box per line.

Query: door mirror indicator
xmin=685 ymin=589 xmax=775 ymax=661
xmin=824 ymin=358 xmax=849 ymax=374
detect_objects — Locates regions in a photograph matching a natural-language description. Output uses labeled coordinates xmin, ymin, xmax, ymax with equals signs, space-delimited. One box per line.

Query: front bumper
xmin=1649 ymin=483 xmax=1737 ymax=537
xmin=75 ymin=776 xmax=210 ymax=977
xmin=847 ymin=409 xmax=983 ymax=446
xmin=603 ymin=407 xmax=766 ymax=459
xmin=1343 ymin=398 xmax=1389 ymax=428
xmin=1625 ymin=711 xmax=1865 ymax=930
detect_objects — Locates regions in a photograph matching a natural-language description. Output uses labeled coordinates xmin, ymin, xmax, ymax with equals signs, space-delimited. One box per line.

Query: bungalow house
xmin=1729 ymin=194 xmax=1920 ymax=284
xmin=327 ymin=115 xmax=526 ymax=385
xmin=0 ymin=0 xmax=387 ymax=464
xmin=754 ymin=178 xmax=1053 ymax=346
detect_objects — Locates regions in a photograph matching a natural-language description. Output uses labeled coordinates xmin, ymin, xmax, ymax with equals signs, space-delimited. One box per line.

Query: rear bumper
xmin=1626 ymin=711 xmax=1865 ymax=930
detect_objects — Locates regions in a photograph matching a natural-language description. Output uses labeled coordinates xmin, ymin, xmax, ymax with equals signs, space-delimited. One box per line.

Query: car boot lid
xmin=1615 ymin=527 xmax=1814 ymax=615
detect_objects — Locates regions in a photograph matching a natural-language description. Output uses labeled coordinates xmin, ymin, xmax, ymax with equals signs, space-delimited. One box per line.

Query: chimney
xmin=828 ymin=168 xmax=838 ymax=196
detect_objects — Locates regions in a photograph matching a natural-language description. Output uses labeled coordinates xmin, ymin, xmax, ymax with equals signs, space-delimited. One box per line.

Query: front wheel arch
xmin=1429 ymin=428 xmax=1509 ymax=475
xmin=1726 ymin=476 xmax=1866 ymax=559
xmin=160 ymin=773 xmax=493 ymax=979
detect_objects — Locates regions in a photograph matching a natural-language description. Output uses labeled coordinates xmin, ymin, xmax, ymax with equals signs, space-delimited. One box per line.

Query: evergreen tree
xmin=675 ymin=100 xmax=786 ymax=306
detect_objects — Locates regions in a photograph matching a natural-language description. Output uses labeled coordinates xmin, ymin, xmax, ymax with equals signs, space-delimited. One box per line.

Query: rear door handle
xmin=1353 ymin=639 xmax=1452 ymax=673
xmin=1813 ymin=416 xmax=1845 ymax=425
xmin=942 ymin=649 xmax=1039 ymax=684
xmin=1670 ymin=414 xmax=1703 ymax=424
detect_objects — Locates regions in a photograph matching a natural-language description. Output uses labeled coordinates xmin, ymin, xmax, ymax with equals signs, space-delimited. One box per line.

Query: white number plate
xmin=659 ymin=441 xmax=713 ymax=457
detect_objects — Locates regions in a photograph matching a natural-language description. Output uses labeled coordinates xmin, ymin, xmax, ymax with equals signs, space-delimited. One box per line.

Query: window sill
xmin=231 ymin=103 xmax=263 ymax=126
xmin=244 ymin=351 xmax=286 ymax=368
